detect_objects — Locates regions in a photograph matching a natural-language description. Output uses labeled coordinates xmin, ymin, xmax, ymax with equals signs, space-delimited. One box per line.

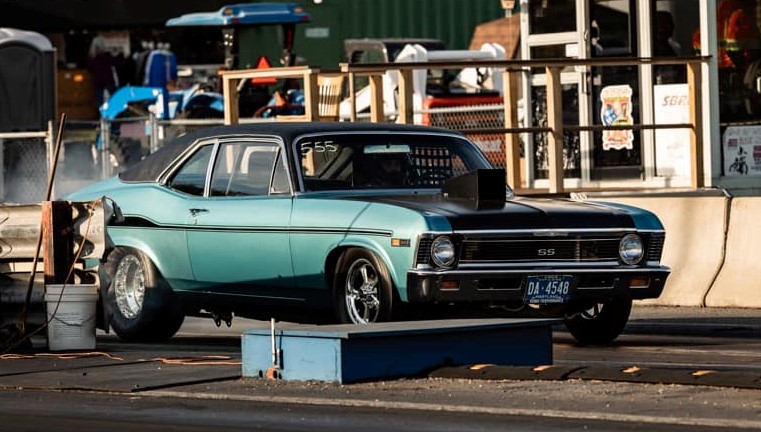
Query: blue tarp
xmin=165 ymin=3 xmax=310 ymax=27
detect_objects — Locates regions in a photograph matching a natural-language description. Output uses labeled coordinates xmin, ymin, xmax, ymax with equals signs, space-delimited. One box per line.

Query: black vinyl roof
xmin=119 ymin=121 xmax=464 ymax=183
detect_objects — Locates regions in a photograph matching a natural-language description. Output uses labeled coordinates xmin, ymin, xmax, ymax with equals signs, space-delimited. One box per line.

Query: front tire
xmin=334 ymin=248 xmax=393 ymax=324
xmin=103 ymin=247 xmax=184 ymax=341
xmin=563 ymin=297 xmax=632 ymax=345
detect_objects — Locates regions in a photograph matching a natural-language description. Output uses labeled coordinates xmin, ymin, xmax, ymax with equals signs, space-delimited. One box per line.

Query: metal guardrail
xmin=0 ymin=198 xmax=111 ymax=276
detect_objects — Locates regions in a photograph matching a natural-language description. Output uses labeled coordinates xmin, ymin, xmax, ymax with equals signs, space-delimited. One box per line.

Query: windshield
xmin=295 ymin=133 xmax=493 ymax=192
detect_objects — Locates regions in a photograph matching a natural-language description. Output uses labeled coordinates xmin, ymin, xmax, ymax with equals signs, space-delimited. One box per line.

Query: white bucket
xmin=44 ymin=284 xmax=99 ymax=351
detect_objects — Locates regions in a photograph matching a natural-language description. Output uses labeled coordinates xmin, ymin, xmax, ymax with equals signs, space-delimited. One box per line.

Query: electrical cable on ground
xmin=0 ymin=351 xmax=123 ymax=361
xmin=146 ymin=355 xmax=242 ymax=366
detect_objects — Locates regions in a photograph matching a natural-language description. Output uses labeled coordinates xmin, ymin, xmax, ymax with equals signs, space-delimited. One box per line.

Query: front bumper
xmin=406 ymin=266 xmax=670 ymax=303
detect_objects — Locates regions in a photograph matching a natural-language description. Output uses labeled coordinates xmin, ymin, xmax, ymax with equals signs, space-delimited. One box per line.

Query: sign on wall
xmin=723 ymin=125 xmax=761 ymax=176
xmin=600 ymin=85 xmax=634 ymax=151
xmin=654 ymin=84 xmax=690 ymax=178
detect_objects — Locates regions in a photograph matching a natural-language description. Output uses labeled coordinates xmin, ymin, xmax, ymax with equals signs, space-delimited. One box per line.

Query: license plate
xmin=525 ymin=275 xmax=573 ymax=304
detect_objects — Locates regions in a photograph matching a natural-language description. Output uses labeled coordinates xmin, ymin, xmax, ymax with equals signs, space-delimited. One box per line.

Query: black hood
xmin=342 ymin=169 xmax=635 ymax=230
xmin=361 ymin=194 xmax=635 ymax=230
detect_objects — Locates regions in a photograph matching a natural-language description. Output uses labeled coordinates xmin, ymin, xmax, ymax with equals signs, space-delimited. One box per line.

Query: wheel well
xmin=325 ymin=246 xmax=351 ymax=291
xmin=325 ymin=246 xmax=401 ymax=303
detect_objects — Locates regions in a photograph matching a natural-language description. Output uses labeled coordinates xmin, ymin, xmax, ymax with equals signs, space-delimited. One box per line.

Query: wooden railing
xmin=220 ymin=66 xmax=320 ymax=125
xmin=220 ymin=56 xmax=710 ymax=193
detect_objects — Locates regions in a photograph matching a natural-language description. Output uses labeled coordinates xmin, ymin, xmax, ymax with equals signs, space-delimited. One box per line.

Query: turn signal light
xmin=441 ymin=280 xmax=460 ymax=291
xmin=629 ymin=277 xmax=649 ymax=288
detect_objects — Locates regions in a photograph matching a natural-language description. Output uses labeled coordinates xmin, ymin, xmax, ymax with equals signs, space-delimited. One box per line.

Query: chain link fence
xmin=1 ymin=137 xmax=48 ymax=204
xmin=423 ymin=103 xmax=513 ymax=170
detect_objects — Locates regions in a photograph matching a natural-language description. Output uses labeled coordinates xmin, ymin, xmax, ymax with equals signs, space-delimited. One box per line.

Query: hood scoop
xmin=442 ymin=169 xmax=506 ymax=209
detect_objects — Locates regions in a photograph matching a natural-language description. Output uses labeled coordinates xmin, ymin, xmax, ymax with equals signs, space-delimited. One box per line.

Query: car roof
xmin=119 ymin=122 xmax=464 ymax=183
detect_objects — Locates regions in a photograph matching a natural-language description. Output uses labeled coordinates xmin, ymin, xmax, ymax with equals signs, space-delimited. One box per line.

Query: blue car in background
xmin=67 ymin=122 xmax=669 ymax=345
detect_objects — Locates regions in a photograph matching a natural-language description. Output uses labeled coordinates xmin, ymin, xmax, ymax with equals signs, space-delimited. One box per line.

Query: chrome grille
xmin=459 ymin=236 xmax=621 ymax=263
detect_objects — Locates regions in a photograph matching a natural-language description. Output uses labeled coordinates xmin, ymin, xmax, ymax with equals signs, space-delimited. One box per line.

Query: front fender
xmin=589 ymin=200 xmax=665 ymax=230
xmin=332 ymin=235 xmax=410 ymax=297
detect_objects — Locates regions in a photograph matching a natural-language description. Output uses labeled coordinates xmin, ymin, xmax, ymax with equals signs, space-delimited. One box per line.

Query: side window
xmin=167 ymin=145 xmax=213 ymax=196
xmin=209 ymin=141 xmax=286 ymax=197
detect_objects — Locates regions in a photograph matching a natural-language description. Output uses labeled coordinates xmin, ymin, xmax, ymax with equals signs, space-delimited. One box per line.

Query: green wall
xmin=253 ymin=0 xmax=507 ymax=69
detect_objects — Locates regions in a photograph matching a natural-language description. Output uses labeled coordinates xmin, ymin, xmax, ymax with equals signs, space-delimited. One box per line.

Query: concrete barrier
xmin=705 ymin=197 xmax=761 ymax=307
xmin=593 ymin=196 xmax=729 ymax=306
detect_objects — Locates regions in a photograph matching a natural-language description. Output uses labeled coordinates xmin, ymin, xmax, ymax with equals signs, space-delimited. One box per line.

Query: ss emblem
xmin=537 ymin=248 xmax=556 ymax=256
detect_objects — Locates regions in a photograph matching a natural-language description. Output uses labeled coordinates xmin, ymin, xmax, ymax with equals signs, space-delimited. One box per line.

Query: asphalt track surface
xmin=0 ymin=305 xmax=759 ymax=431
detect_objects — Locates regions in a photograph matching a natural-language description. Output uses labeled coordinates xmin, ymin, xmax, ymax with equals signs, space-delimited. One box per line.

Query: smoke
xmin=0 ymin=138 xmax=104 ymax=204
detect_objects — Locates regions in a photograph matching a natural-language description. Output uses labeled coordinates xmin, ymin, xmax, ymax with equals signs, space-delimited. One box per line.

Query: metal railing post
xmin=100 ymin=118 xmax=111 ymax=179
xmin=45 ymin=120 xmax=54 ymax=181
xmin=149 ymin=114 xmax=159 ymax=154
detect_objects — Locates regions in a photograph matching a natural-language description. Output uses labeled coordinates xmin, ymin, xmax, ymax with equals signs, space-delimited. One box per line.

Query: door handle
xmin=189 ymin=208 xmax=209 ymax=216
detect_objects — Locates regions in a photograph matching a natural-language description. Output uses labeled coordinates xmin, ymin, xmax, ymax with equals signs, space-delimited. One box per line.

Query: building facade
xmin=515 ymin=0 xmax=761 ymax=193
xmin=1 ymin=0 xmax=760 ymax=192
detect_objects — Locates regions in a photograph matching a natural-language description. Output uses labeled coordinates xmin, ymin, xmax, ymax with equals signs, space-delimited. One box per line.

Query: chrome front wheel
xmin=344 ymin=258 xmax=382 ymax=324
xmin=335 ymin=248 xmax=393 ymax=325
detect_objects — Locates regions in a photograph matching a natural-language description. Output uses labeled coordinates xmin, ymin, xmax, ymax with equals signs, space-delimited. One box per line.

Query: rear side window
xmin=209 ymin=141 xmax=289 ymax=197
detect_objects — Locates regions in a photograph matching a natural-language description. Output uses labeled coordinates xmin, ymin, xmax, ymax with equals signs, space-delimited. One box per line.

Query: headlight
xmin=619 ymin=234 xmax=644 ymax=265
xmin=431 ymin=236 xmax=456 ymax=267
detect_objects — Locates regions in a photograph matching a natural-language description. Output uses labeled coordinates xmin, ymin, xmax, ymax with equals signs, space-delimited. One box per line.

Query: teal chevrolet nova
xmin=67 ymin=122 xmax=669 ymax=345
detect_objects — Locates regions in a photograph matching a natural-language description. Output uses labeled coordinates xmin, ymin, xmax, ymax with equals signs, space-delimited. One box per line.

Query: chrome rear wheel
xmin=104 ymin=247 xmax=184 ymax=342
xmin=114 ymin=255 xmax=146 ymax=319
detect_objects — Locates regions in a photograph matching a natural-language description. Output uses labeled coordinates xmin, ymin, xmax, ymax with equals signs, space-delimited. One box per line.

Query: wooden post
xmin=42 ymin=201 xmax=73 ymax=285
xmin=503 ymin=70 xmax=522 ymax=190
xmin=349 ymin=71 xmax=357 ymax=122
xmin=687 ymin=61 xmax=704 ymax=189
xmin=397 ymin=69 xmax=414 ymax=124
xmin=545 ymin=66 xmax=564 ymax=194
xmin=223 ymin=76 xmax=240 ymax=125
xmin=303 ymin=70 xmax=319 ymax=122
xmin=369 ymin=74 xmax=385 ymax=123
